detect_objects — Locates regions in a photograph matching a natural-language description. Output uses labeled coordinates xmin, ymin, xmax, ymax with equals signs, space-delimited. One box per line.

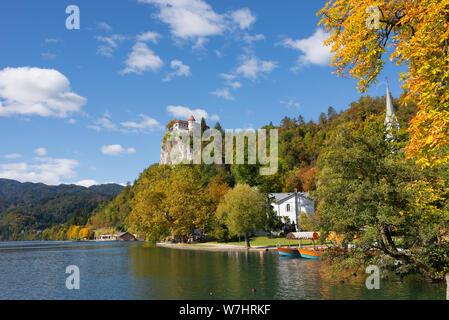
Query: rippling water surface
xmin=0 ymin=241 xmax=444 ymax=300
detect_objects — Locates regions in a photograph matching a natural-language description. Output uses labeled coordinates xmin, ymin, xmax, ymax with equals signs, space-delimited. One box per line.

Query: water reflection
xmin=0 ymin=242 xmax=445 ymax=300
xmin=127 ymin=245 xmax=445 ymax=300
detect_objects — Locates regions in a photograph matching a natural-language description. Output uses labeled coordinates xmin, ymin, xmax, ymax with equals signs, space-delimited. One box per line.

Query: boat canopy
xmin=286 ymin=232 xmax=319 ymax=240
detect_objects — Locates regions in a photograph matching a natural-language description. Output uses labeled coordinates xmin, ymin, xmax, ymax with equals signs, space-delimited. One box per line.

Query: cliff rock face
xmin=159 ymin=131 xmax=192 ymax=165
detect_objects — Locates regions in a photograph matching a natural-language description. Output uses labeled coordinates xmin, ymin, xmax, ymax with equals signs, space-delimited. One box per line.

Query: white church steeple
xmin=385 ymin=79 xmax=399 ymax=140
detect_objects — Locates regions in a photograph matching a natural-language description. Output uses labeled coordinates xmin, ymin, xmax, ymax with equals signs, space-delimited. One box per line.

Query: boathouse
xmin=114 ymin=232 xmax=136 ymax=241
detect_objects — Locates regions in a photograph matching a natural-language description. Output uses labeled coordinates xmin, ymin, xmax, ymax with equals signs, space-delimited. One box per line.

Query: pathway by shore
xmin=156 ymin=242 xmax=278 ymax=252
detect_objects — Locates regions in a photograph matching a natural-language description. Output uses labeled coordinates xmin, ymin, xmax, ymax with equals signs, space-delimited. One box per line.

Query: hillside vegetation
xmin=87 ymin=94 xmax=418 ymax=237
xmin=0 ymin=179 xmax=124 ymax=240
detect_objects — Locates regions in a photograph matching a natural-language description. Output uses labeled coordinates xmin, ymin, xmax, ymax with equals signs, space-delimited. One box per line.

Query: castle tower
xmin=188 ymin=115 xmax=195 ymax=132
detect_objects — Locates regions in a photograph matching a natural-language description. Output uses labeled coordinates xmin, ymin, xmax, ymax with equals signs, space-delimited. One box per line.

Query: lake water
xmin=0 ymin=241 xmax=445 ymax=300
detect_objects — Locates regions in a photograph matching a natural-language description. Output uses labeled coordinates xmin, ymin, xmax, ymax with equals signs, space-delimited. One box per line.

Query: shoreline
xmin=156 ymin=242 xmax=278 ymax=252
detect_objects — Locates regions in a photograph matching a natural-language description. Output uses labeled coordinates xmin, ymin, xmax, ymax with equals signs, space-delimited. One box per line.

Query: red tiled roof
xmin=189 ymin=115 xmax=195 ymax=121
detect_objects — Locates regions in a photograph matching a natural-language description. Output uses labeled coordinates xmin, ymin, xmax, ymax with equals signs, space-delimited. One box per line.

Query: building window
xmin=286 ymin=204 xmax=291 ymax=212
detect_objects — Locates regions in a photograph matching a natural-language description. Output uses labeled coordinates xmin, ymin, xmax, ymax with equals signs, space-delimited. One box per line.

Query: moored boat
xmin=297 ymin=247 xmax=324 ymax=260
xmin=276 ymin=245 xmax=301 ymax=257
xmin=285 ymin=231 xmax=323 ymax=260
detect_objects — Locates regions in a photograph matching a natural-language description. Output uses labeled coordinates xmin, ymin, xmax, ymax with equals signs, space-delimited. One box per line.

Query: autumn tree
xmin=316 ymin=115 xmax=449 ymax=292
xmin=318 ymin=0 xmax=449 ymax=166
xmin=67 ymin=225 xmax=81 ymax=240
xmin=206 ymin=173 xmax=231 ymax=203
xmin=216 ymin=184 xmax=268 ymax=248
xmin=128 ymin=165 xmax=214 ymax=242
xmin=284 ymin=165 xmax=318 ymax=192
xmin=78 ymin=228 xmax=93 ymax=240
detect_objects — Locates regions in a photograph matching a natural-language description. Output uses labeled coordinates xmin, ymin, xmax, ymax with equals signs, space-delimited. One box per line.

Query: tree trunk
xmin=446 ymin=273 xmax=449 ymax=300
xmin=244 ymin=234 xmax=250 ymax=249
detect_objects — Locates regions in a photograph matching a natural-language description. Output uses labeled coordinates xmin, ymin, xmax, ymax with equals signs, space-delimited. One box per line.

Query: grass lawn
xmin=206 ymin=236 xmax=316 ymax=247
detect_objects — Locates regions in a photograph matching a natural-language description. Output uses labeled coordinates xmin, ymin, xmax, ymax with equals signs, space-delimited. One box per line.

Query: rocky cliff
xmin=159 ymin=131 xmax=193 ymax=165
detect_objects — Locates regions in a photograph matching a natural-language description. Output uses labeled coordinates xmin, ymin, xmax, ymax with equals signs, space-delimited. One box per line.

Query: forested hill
xmin=0 ymin=179 xmax=124 ymax=240
xmin=87 ymin=94 xmax=418 ymax=239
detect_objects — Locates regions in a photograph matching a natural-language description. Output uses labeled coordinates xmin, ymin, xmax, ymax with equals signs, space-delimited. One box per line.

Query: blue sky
xmin=0 ymin=0 xmax=405 ymax=186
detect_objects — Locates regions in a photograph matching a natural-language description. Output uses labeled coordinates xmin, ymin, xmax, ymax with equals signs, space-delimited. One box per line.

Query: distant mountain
xmin=0 ymin=179 xmax=125 ymax=240
xmin=88 ymin=183 xmax=126 ymax=196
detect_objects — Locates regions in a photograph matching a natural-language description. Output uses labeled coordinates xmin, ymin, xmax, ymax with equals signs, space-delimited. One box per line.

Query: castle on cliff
xmin=160 ymin=115 xmax=209 ymax=165
xmin=170 ymin=115 xmax=209 ymax=133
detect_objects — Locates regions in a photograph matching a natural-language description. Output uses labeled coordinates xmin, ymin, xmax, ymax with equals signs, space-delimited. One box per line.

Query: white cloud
xmin=101 ymin=145 xmax=136 ymax=156
xmin=4 ymin=153 xmax=21 ymax=159
xmin=235 ymin=55 xmax=278 ymax=80
xmin=166 ymin=105 xmax=219 ymax=121
xmin=0 ymin=67 xmax=87 ymax=118
xmin=230 ymin=81 xmax=242 ymax=89
xmin=121 ymin=42 xmax=164 ymax=75
xmin=96 ymin=34 xmax=126 ymax=57
xmin=120 ymin=114 xmax=163 ymax=133
xmin=96 ymin=35 xmax=125 ymax=48
xmin=137 ymin=31 xmax=162 ymax=44
xmin=0 ymin=157 xmax=80 ymax=185
xmin=243 ymin=33 xmax=265 ymax=44
xmin=280 ymin=28 xmax=333 ymax=70
xmin=210 ymin=88 xmax=234 ymax=101
xmin=230 ymin=8 xmax=256 ymax=30
xmin=163 ymin=59 xmax=191 ymax=82
xmin=280 ymin=98 xmax=301 ymax=109
xmin=88 ymin=113 xmax=118 ymax=132
xmin=75 ymin=179 xmax=99 ymax=187
xmin=88 ymin=113 xmax=163 ymax=133
xmin=97 ymin=22 xmax=112 ymax=32
xmin=219 ymin=73 xmax=242 ymax=89
xmin=97 ymin=46 xmax=115 ymax=57
xmin=219 ymin=73 xmax=236 ymax=81
xmin=139 ymin=0 xmax=255 ymax=45
xmin=34 ymin=148 xmax=47 ymax=156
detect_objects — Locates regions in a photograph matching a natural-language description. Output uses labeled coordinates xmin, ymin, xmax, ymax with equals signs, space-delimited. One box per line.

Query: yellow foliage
xmin=67 ymin=225 xmax=82 ymax=240
xmin=318 ymin=0 xmax=449 ymax=167
xmin=79 ymin=228 xmax=90 ymax=239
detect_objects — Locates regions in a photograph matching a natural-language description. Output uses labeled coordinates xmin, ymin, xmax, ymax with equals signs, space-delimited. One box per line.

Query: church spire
xmin=385 ymin=79 xmax=399 ymax=140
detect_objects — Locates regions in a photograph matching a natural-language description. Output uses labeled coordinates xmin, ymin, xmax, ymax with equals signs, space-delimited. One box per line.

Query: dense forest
xmin=0 ymin=179 xmax=124 ymax=240
xmin=86 ymin=94 xmax=418 ymax=236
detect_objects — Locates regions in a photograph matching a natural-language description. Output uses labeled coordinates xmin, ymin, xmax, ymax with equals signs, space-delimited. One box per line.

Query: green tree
xmin=216 ymin=184 xmax=267 ymax=248
xmin=316 ymin=115 xmax=449 ymax=290
xmin=264 ymin=194 xmax=284 ymax=234
xmin=299 ymin=212 xmax=319 ymax=232
xmin=201 ymin=117 xmax=207 ymax=135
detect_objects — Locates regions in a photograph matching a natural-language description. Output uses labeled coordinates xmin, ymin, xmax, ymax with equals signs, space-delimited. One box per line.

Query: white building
xmin=171 ymin=115 xmax=209 ymax=133
xmin=269 ymin=192 xmax=315 ymax=229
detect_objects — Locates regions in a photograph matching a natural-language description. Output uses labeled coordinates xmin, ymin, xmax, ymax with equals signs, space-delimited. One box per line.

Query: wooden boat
xmin=297 ymin=247 xmax=324 ymax=260
xmin=276 ymin=245 xmax=301 ymax=257
xmin=285 ymin=231 xmax=324 ymax=260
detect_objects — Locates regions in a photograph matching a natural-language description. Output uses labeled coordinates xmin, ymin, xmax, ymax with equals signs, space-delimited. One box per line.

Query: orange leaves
xmin=406 ymin=108 xmax=449 ymax=167
xmin=319 ymin=0 xmax=449 ymax=167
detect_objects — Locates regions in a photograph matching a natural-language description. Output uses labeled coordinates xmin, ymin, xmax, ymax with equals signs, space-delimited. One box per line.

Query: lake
xmin=0 ymin=241 xmax=445 ymax=300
